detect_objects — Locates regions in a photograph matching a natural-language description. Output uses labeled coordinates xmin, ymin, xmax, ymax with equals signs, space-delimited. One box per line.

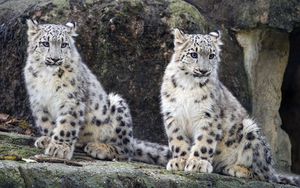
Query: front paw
xmin=166 ymin=157 xmax=187 ymax=171
xmin=34 ymin=136 xmax=51 ymax=149
xmin=184 ymin=157 xmax=213 ymax=173
xmin=45 ymin=140 xmax=74 ymax=159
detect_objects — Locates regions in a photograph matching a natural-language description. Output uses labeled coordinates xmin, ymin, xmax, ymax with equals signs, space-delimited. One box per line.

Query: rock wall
xmin=236 ymin=29 xmax=291 ymax=170
xmin=0 ymin=132 xmax=297 ymax=188
xmin=0 ymin=0 xmax=299 ymax=172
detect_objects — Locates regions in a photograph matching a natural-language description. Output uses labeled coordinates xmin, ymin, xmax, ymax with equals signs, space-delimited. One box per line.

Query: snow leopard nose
xmin=199 ymin=70 xmax=208 ymax=75
xmin=196 ymin=69 xmax=208 ymax=74
xmin=51 ymin=58 xmax=61 ymax=63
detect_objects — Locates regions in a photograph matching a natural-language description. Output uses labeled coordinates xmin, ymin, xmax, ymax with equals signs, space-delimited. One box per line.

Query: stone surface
xmin=185 ymin=0 xmax=300 ymax=32
xmin=0 ymin=132 xmax=297 ymax=188
xmin=280 ymin=28 xmax=300 ymax=174
xmin=236 ymin=28 xmax=291 ymax=170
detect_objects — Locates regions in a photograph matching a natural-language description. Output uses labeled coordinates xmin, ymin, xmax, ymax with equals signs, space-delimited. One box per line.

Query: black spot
xmin=102 ymin=105 xmax=107 ymax=115
xmin=230 ymin=114 xmax=235 ymax=121
xmin=95 ymin=103 xmax=99 ymax=110
xmin=266 ymin=155 xmax=272 ymax=164
xmin=220 ymin=110 xmax=224 ymax=118
xmin=111 ymin=105 xmax=116 ymax=114
xmin=170 ymin=98 xmax=176 ymax=102
xmin=70 ymin=111 xmax=77 ymax=118
xmin=41 ymin=116 xmax=48 ymax=122
xmin=122 ymin=130 xmax=127 ymax=136
xmin=147 ymin=153 xmax=159 ymax=164
xmin=54 ymin=136 xmax=58 ymax=140
xmin=115 ymin=128 xmax=122 ymax=134
xmin=244 ymin=143 xmax=251 ymax=150
xmin=177 ymin=136 xmax=183 ymax=140
xmin=44 ymin=128 xmax=48 ymax=134
xmin=96 ymin=119 xmax=102 ymax=126
xmin=175 ymin=147 xmax=180 ymax=153
xmin=194 ymin=151 xmax=199 ymax=157
xmin=79 ymin=110 xmax=84 ymax=116
xmin=180 ymin=151 xmax=187 ymax=156
xmin=123 ymin=138 xmax=130 ymax=145
xmin=136 ymin=149 xmax=143 ymax=156
xmin=117 ymin=107 xmax=124 ymax=113
xmin=246 ymin=132 xmax=255 ymax=140
xmin=173 ymin=128 xmax=179 ymax=133
xmin=60 ymin=119 xmax=66 ymax=124
xmin=67 ymin=93 xmax=73 ymax=99
xmin=225 ymin=140 xmax=234 ymax=147
xmin=116 ymin=116 xmax=123 ymax=121
xmin=201 ymin=95 xmax=208 ymax=100
xmin=70 ymin=122 xmax=76 ymax=127
xmin=71 ymin=130 xmax=77 ymax=136
xmin=197 ymin=135 xmax=203 ymax=141
xmin=208 ymin=148 xmax=214 ymax=155
xmin=207 ymin=139 xmax=213 ymax=144
xmin=171 ymin=75 xmax=177 ymax=88
xmin=66 ymin=131 xmax=71 ymax=137
xmin=205 ymin=112 xmax=211 ymax=118
xmin=201 ymin=147 xmax=207 ymax=154
xmin=70 ymin=78 xmax=76 ymax=86
xmin=60 ymin=130 xmax=65 ymax=137
xmin=120 ymin=121 xmax=125 ymax=126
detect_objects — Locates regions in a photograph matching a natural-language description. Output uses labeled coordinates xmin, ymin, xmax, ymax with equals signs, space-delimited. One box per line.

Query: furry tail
xmin=131 ymin=139 xmax=172 ymax=166
xmin=268 ymin=174 xmax=300 ymax=187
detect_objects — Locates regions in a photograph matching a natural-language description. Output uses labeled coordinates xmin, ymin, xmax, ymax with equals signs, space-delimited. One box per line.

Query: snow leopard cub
xmin=24 ymin=19 xmax=171 ymax=165
xmin=160 ymin=28 xmax=300 ymax=186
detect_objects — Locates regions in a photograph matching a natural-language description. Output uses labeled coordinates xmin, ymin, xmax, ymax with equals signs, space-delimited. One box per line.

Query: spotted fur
xmin=160 ymin=28 xmax=300 ymax=186
xmin=24 ymin=20 xmax=171 ymax=165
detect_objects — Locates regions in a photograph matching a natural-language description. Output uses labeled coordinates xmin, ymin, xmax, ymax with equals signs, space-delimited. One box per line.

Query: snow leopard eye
xmin=61 ymin=43 xmax=68 ymax=48
xmin=209 ymin=54 xmax=215 ymax=59
xmin=190 ymin=52 xmax=198 ymax=59
xmin=40 ymin=41 xmax=50 ymax=47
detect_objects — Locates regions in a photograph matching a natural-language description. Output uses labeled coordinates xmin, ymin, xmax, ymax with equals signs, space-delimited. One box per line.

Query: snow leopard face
xmin=172 ymin=29 xmax=223 ymax=84
xmin=26 ymin=20 xmax=78 ymax=67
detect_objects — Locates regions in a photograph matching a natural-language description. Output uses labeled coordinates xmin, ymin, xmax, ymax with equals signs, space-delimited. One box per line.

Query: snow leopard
xmin=160 ymin=28 xmax=300 ymax=186
xmin=24 ymin=19 xmax=171 ymax=165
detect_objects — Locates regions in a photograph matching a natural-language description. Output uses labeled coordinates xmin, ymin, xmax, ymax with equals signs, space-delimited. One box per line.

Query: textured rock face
xmin=0 ymin=132 xmax=297 ymax=188
xmin=185 ymin=0 xmax=300 ymax=31
xmin=236 ymin=29 xmax=291 ymax=170
xmin=0 ymin=0 xmax=298 ymax=173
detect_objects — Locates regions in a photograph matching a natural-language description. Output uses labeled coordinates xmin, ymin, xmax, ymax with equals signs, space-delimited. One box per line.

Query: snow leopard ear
xmin=66 ymin=22 xmax=78 ymax=37
xmin=173 ymin=28 xmax=186 ymax=48
xmin=26 ymin=19 xmax=39 ymax=37
xmin=209 ymin=30 xmax=223 ymax=46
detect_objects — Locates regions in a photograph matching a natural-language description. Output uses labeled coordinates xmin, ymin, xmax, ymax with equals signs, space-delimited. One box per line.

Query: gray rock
xmin=0 ymin=161 xmax=297 ymax=188
xmin=236 ymin=28 xmax=291 ymax=171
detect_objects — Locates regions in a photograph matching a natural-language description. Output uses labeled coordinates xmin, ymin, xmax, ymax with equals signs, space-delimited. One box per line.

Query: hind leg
xmin=84 ymin=142 xmax=126 ymax=160
xmin=84 ymin=93 xmax=135 ymax=161
xmin=221 ymin=165 xmax=252 ymax=178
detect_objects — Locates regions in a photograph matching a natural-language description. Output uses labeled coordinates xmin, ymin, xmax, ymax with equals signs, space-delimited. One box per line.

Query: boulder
xmin=0 ymin=132 xmax=297 ymax=188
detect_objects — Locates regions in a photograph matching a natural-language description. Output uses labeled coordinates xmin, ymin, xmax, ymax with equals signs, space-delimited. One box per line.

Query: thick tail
xmin=269 ymin=173 xmax=300 ymax=187
xmin=241 ymin=119 xmax=300 ymax=187
xmin=131 ymin=139 xmax=172 ymax=166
